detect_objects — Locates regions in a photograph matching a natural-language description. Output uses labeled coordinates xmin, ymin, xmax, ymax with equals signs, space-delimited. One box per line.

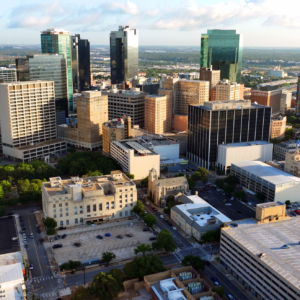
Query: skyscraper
xmin=296 ymin=77 xmax=300 ymax=116
xmin=200 ymin=30 xmax=243 ymax=83
xmin=41 ymin=28 xmax=73 ymax=112
xmin=110 ymin=26 xmax=138 ymax=84
xmin=71 ymin=34 xmax=91 ymax=93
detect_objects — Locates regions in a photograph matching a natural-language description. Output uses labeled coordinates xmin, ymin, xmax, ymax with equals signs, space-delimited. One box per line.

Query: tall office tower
xmin=187 ymin=100 xmax=271 ymax=168
xmin=102 ymin=116 xmax=131 ymax=155
xmin=144 ymin=95 xmax=169 ymax=134
xmin=251 ymin=89 xmax=282 ymax=114
xmin=0 ymin=81 xmax=66 ymax=162
xmin=200 ymin=30 xmax=243 ymax=83
xmin=214 ymin=80 xmax=240 ymax=101
xmin=110 ymin=26 xmax=138 ymax=84
xmin=296 ymin=77 xmax=300 ymax=115
xmin=71 ymin=34 xmax=91 ymax=93
xmin=280 ymin=90 xmax=292 ymax=113
xmin=200 ymin=67 xmax=220 ymax=99
xmin=41 ymin=28 xmax=73 ymax=112
xmin=103 ymin=89 xmax=147 ymax=128
xmin=16 ymin=54 xmax=68 ymax=118
xmin=0 ymin=67 xmax=16 ymax=82
xmin=174 ymin=80 xmax=209 ymax=115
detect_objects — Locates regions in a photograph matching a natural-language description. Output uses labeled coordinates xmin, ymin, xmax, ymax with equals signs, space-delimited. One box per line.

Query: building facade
xmin=42 ymin=171 xmax=137 ymax=227
xmin=199 ymin=67 xmax=220 ymax=100
xmin=0 ymin=81 xmax=66 ymax=162
xmin=200 ymin=30 xmax=243 ymax=83
xmin=280 ymin=90 xmax=292 ymax=113
xmin=187 ymin=100 xmax=271 ymax=168
xmin=231 ymin=160 xmax=300 ymax=203
xmin=41 ymin=28 xmax=73 ymax=112
xmin=284 ymin=150 xmax=300 ymax=177
xmin=214 ymin=80 xmax=240 ymax=101
xmin=270 ymin=116 xmax=286 ymax=140
xmin=274 ymin=140 xmax=298 ymax=161
xmin=110 ymin=26 xmax=138 ymax=84
xmin=251 ymin=89 xmax=282 ymax=114
xmin=0 ymin=67 xmax=16 ymax=82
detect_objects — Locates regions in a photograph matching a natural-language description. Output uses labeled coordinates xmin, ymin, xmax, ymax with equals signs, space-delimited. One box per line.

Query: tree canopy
xmin=60 ymin=260 xmax=82 ymax=271
xmin=181 ymin=255 xmax=205 ymax=271
xmin=108 ymin=269 xmax=124 ymax=290
xmin=102 ymin=252 xmax=116 ymax=266
xmin=71 ymin=287 xmax=93 ymax=300
xmin=233 ymin=190 xmax=246 ymax=201
xmin=214 ymin=179 xmax=224 ymax=189
xmin=224 ymin=175 xmax=239 ymax=186
xmin=152 ymin=230 xmax=177 ymax=253
xmin=143 ymin=214 xmax=156 ymax=229
xmin=132 ymin=200 xmax=144 ymax=216
xmin=134 ymin=244 xmax=152 ymax=257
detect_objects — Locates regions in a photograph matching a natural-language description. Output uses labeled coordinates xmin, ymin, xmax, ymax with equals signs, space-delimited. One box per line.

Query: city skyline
xmin=1 ymin=0 xmax=299 ymax=46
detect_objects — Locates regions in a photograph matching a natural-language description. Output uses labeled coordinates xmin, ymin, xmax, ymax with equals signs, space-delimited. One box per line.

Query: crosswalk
xmin=40 ymin=291 xmax=58 ymax=299
xmin=179 ymin=246 xmax=195 ymax=252
xmin=57 ymin=278 xmax=65 ymax=289
xmin=32 ymin=275 xmax=54 ymax=283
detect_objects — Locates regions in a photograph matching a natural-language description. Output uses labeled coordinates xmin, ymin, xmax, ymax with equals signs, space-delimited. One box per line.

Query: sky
xmin=1 ymin=0 xmax=300 ymax=47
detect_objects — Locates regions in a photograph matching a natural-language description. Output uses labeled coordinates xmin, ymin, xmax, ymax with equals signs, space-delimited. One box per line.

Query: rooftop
xmin=201 ymin=100 xmax=267 ymax=111
xmin=16 ymin=139 xmax=66 ymax=151
xmin=232 ymin=160 xmax=300 ymax=186
xmin=0 ymin=217 xmax=20 ymax=255
xmin=219 ymin=141 xmax=272 ymax=148
xmin=112 ymin=139 xmax=159 ymax=156
xmin=223 ymin=216 xmax=300 ymax=290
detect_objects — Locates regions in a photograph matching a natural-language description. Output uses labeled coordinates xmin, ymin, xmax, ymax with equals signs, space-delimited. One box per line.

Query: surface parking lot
xmin=45 ymin=220 xmax=156 ymax=265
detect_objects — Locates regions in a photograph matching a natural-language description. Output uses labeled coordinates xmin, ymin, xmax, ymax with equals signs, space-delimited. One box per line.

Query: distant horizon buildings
xmin=200 ymin=29 xmax=243 ymax=83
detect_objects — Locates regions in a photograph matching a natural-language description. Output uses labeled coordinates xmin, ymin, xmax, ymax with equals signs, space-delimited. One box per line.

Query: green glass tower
xmin=200 ymin=30 xmax=243 ymax=83
xmin=41 ymin=28 xmax=73 ymax=113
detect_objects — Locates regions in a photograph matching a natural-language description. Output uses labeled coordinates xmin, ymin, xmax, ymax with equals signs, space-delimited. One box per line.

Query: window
xmin=125 ymin=199 xmax=128 ymax=202
xmin=66 ymin=212 xmax=69 ymax=216
xmin=60 ymin=221 xmax=63 ymax=225
xmin=120 ymin=205 xmax=122 ymax=208
xmin=80 ymin=218 xmax=83 ymax=223
xmin=125 ymin=204 xmax=128 ymax=207
xmin=130 ymin=194 xmax=133 ymax=197
xmin=119 ymin=212 xmax=123 ymax=217
xmin=75 ymin=218 xmax=78 ymax=224
xmin=74 ymin=206 xmax=78 ymax=215
xmin=65 ymin=197 xmax=68 ymax=200
xmin=112 ymin=213 xmax=114 ymax=218
xmin=111 ymin=201 xmax=115 ymax=208
xmin=59 ymin=208 xmax=62 ymax=212
xmin=106 ymin=202 xmax=109 ymax=209
xmin=119 ymin=189 xmax=122 ymax=192
xmin=93 ymin=204 xmax=96 ymax=212
xmin=120 ymin=200 xmax=122 ymax=203
xmin=125 ymin=189 xmax=127 ymax=192
xmin=53 ymin=209 xmax=56 ymax=213
xmin=125 ymin=194 xmax=127 ymax=197
xmin=130 ymin=203 xmax=133 ymax=206
xmin=59 ymin=204 xmax=62 ymax=207
xmin=66 ymin=207 xmax=68 ymax=211
xmin=99 ymin=203 xmax=102 ymax=211
xmin=119 ymin=195 xmax=122 ymax=198
xmin=65 ymin=202 xmax=68 ymax=206
xmin=60 ymin=213 xmax=63 ymax=217
xmin=59 ymin=197 xmax=62 ymax=200
xmin=131 ymin=199 xmax=133 ymax=202
xmin=125 ymin=211 xmax=128 ymax=216
xmin=80 ymin=206 xmax=83 ymax=214
xmin=130 ymin=210 xmax=134 ymax=215
xmin=87 ymin=205 xmax=90 ymax=213
xmin=66 ymin=220 xmax=69 ymax=225
xmin=54 ymin=214 xmax=57 ymax=218
xmin=53 ymin=204 xmax=56 ymax=208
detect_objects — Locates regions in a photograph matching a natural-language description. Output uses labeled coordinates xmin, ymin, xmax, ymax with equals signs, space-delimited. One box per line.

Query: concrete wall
xmin=153 ymin=144 xmax=179 ymax=160
xmin=275 ymin=183 xmax=300 ymax=203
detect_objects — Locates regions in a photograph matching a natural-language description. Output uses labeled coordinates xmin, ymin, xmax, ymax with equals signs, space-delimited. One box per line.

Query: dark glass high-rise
xmin=110 ymin=26 xmax=138 ymax=84
xmin=200 ymin=30 xmax=243 ymax=83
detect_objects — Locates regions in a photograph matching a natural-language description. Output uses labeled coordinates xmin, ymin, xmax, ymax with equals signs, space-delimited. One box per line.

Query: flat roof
xmin=0 ymin=217 xmax=20 ymax=255
xmin=16 ymin=139 xmax=66 ymax=151
xmin=219 ymin=141 xmax=272 ymax=148
xmin=112 ymin=139 xmax=159 ymax=156
xmin=232 ymin=160 xmax=300 ymax=185
xmin=224 ymin=217 xmax=300 ymax=290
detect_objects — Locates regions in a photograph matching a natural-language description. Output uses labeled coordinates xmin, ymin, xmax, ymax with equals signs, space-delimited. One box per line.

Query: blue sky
xmin=1 ymin=0 xmax=299 ymax=46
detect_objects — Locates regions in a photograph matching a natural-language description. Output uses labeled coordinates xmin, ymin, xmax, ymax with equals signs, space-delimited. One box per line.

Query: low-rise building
xmin=220 ymin=202 xmax=300 ymax=300
xmin=274 ymin=140 xmax=298 ymax=160
xmin=284 ymin=150 xmax=300 ymax=177
xmin=42 ymin=171 xmax=137 ymax=227
xmin=231 ymin=160 xmax=300 ymax=203
xmin=270 ymin=115 xmax=286 ymax=140
xmin=214 ymin=79 xmax=240 ymax=101
xmin=171 ymin=194 xmax=231 ymax=240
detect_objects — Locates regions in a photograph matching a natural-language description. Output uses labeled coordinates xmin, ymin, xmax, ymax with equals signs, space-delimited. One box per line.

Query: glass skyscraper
xmin=41 ymin=28 xmax=73 ymax=112
xmin=110 ymin=26 xmax=138 ymax=84
xmin=200 ymin=30 xmax=243 ymax=83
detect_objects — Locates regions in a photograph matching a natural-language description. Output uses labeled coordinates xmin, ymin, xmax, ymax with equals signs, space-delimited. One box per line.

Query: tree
xmin=123 ymin=261 xmax=136 ymax=279
xmin=224 ymin=175 xmax=239 ymax=186
xmin=196 ymin=167 xmax=209 ymax=177
xmin=181 ymin=255 xmax=205 ymax=271
xmin=60 ymin=260 xmax=82 ymax=271
xmin=186 ymin=175 xmax=195 ymax=189
xmin=233 ymin=190 xmax=246 ymax=201
xmin=17 ymin=179 xmax=31 ymax=194
xmin=83 ymin=170 xmax=103 ymax=177
xmin=256 ymin=192 xmax=266 ymax=203
xmin=44 ymin=217 xmax=57 ymax=229
xmin=143 ymin=214 xmax=156 ymax=229
xmin=140 ymin=176 xmax=149 ymax=188
xmin=90 ymin=272 xmax=121 ymax=300
xmin=134 ymin=243 xmax=153 ymax=257
xmin=108 ymin=269 xmax=124 ymax=290
xmin=0 ymin=206 xmax=6 ymax=217
xmin=0 ymin=180 xmax=11 ymax=194
xmin=132 ymin=200 xmax=144 ymax=216
xmin=212 ymin=286 xmax=224 ymax=298
xmin=223 ymin=185 xmax=235 ymax=194
xmin=152 ymin=230 xmax=177 ymax=253
xmin=215 ymin=179 xmax=224 ymax=189
xmin=46 ymin=227 xmax=56 ymax=235
xmin=102 ymin=252 xmax=116 ymax=266
xmin=285 ymin=200 xmax=291 ymax=205
xmin=71 ymin=287 xmax=92 ymax=300
xmin=125 ymin=173 xmax=134 ymax=180
xmin=191 ymin=172 xmax=202 ymax=181
xmin=201 ymin=228 xmax=221 ymax=243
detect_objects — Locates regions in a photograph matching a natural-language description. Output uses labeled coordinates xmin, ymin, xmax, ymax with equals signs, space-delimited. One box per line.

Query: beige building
xmin=144 ymin=95 xmax=170 ymax=134
xmin=42 ymin=171 xmax=137 ymax=227
xmin=173 ymin=80 xmax=209 ymax=115
xmin=58 ymin=91 xmax=108 ymax=150
xmin=0 ymin=81 xmax=66 ymax=162
xmin=270 ymin=116 xmax=286 ymax=140
xmin=284 ymin=150 xmax=300 ymax=177
xmin=147 ymin=168 xmax=189 ymax=205
xmin=251 ymin=89 xmax=282 ymax=114
xmin=280 ymin=90 xmax=292 ymax=113
xmin=214 ymin=80 xmax=240 ymax=101
xmin=199 ymin=67 xmax=220 ymax=99
xmin=220 ymin=203 xmax=300 ymax=300
xmin=102 ymin=116 xmax=131 ymax=155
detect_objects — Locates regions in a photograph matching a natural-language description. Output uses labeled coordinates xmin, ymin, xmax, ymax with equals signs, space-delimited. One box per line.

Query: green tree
xmin=125 ymin=173 xmax=134 ymax=179
xmin=47 ymin=227 xmax=56 ymax=235
xmin=143 ymin=214 xmax=156 ymax=229
xmin=140 ymin=176 xmax=149 ymax=188
xmin=233 ymin=190 xmax=246 ymax=201
xmin=224 ymin=175 xmax=239 ymax=186
xmin=0 ymin=186 xmax=4 ymax=199
xmin=44 ymin=217 xmax=57 ymax=229
xmin=223 ymin=185 xmax=235 ymax=194
xmin=90 ymin=272 xmax=121 ymax=300
xmin=60 ymin=260 xmax=82 ymax=271
xmin=71 ymin=287 xmax=92 ymax=300
xmin=152 ymin=230 xmax=177 ymax=253
xmin=132 ymin=200 xmax=144 ymax=216
xmin=0 ymin=180 xmax=11 ymax=194
xmin=181 ymin=255 xmax=205 ymax=271
xmin=186 ymin=175 xmax=195 ymax=189
xmin=196 ymin=167 xmax=209 ymax=177
xmin=212 ymin=286 xmax=224 ymax=298
xmin=201 ymin=228 xmax=221 ymax=243
xmin=191 ymin=172 xmax=202 ymax=181
xmin=108 ymin=269 xmax=124 ymax=290
xmin=102 ymin=252 xmax=116 ymax=266
xmin=0 ymin=206 xmax=6 ymax=217
xmin=134 ymin=243 xmax=153 ymax=257
xmin=83 ymin=170 xmax=103 ymax=177
xmin=17 ymin=179 xmax=31 ymax=194
xmin=256 ymin=192 xmax=266 ymax=203
xmin=285 ymin=200 xmax=291 ymax=205
xmin=123 ymin=261 xmax=136 ymax=279
xmin=215 ymin=179 xmax=224 ymax=189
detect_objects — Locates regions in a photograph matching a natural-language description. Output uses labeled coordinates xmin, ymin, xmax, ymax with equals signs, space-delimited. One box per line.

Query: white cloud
xmin=102 ymin=1 xmax=139 ymax=15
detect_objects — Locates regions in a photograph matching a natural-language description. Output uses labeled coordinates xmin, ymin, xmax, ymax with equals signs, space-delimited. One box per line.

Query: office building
xmin=144 ymin=95 xmax=171 ymax=134
xmin=110 ymin=26 xmax=138 ymax=84
xmin=269 ymin=66 xmax=287 ymax=78
xmin=57 ymin=91 xmax=108 ymax=150
xmin=270 ymin=115 xmax=286 ymax=140
xmin=220 ymin=203 xmax=300 ymax=300
xmin=214 ymin=80 xmax=240 ymax=101
xmin=200 ymin=30 xmax=243 ymax=83
xmin=42 ymin=171 xmax=137 ymax=227
xmin=16 ymin=54 xmax=68 ymax=117
xmin=71 ymin=34 xmax=91 ymax=92
xmin=136 ymin=82 xmax=160 ymax=94
xmin=231 ymin=160 xmax=300 ymax=202
xmin=280 ymin=90 xmax=292 ymax=113
xmin=110 ymin=138 xmax=160 ymax=179
xmin=0 ymin=81 xmax=66 ymax=162
xmin=102 ymin=116 xmax=131 ymax=155
xmin=199 ymin=67 xmax=220 ymax=100
xmin=171 ymin=194 xmax=231 ymax=240
xmin=0 ymin=67 xmax=16 ymax=82
xmin=274 ymin=140 xmax=298 ymax=160
xmin=251 ymin=89 xmax=282 ymax=114
xmin=244 ymin=87 xmax=251 ymax=100
xmin=41 ymin=28 xmax=73 ymax=112
xmin=295 ymin=77 xmax=300 ymax=115
xmin=217 ymin=141 xmax=273 ymax=174
xmin=187 ymin=100 xmax=271 ymax=168
xmin=174 ymin=80 xmax=209 ymax=115
xmin=284 ymin=150 xmax=300 ymax=177
xmin=103 ymin=89 xmax=148 ymax=128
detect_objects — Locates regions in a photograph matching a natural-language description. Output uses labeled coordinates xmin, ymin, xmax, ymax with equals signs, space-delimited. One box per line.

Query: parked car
xmin=105 ymin=233 xmax=111 ymax=237
xmin=199 ymin=190 xmax=205 ymax=193
xmin=164 ymin=218 xmax=169 ymax=222
xmin=74 ymin=242 xmax=81 ymax=247
xmin=204 ymin=260 xmax=210 ymax=266
xmin=291 ymin=211 xmax=297 ymax=216
xmin=225 ymin=203 xmax=232 ymax=206
xmin=29 ymin=264 xmax=33 ymax=270
xmin=152 ymin=207 xmax=157 ymax=211
xmin=126 ymin=234 xmax=133 ymax=237
xmin=30 ymin=233 xmax=34 ymax=238
xmin=143 ymin=227 xmax=150 ymax=232
xmin=59 ymin=226 xmax=67 ymax=230
xmin=231 ymin=223 xmax=238 ymax=227
xmin=25 ymin=244 xmax=29 ymax=249
xmin=117 ymin=235 xmax=124 ymax=239
xmin=55 ymin=235 xmax=61 ymax=240
xmin=52 ymin=244 xmax=63 ymax=249
xmin=129 ymin=223 xmax=133 ymax=227
xmin=61 ymin=234 xmax=67 ymax=239
xmin=37 ymin=229 xmax=41 ymax=233
xmin=294 ymin=210 xmax=300 ymax=215
xmin=287 ymin=205 xmax=293 ymax=209
xmin=149 ymin=237 xmax=157 ymax=241
xmin=228 ymin=295 xmax=235 ymax=300
xmin=146 ymin=202 xmax=150 ymax=205
xmin=282 ymin=244 xmax=290 ymax=249
xmin=258 ymin=253 xmax=266 ymax=258
xmin=167 ymin=221 xmax=172 ymax=226
xmin=160 ymin=215 xmax=164 ymax=219
xmin=173 ymin=227 xmax=177 ymax=231
xmin=96 ymin=235 xmax=103 ymax=239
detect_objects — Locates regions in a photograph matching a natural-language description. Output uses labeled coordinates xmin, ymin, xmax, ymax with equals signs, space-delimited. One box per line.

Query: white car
xmin=228 ymin=295 xmax=234 ymax=300
xmin=160 ymin=215 xmax=164 ymax=219
xmin=282 ymin=244 xmax=290 ymax=249
xmin=30 ymin=233 xmax=34 ymax=238
xmin=225 ymin=203 xmax=232 ymax=206
xmin=247 ymin=202 xmax=252 ymax=206
xmin=29 ymin=264 xmax=33 ymax=270
xmin=129 ymin=223 xmax=133 ymax=227
xmin=146 ymin=202 xmax=150 ymax=205
xmin=173 ymin=227 xmax=177 ymax=231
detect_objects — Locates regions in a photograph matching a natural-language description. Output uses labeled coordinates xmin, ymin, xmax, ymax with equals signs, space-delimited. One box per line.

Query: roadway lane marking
xmin=28 ymin=214 xmax=44 ymax=276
